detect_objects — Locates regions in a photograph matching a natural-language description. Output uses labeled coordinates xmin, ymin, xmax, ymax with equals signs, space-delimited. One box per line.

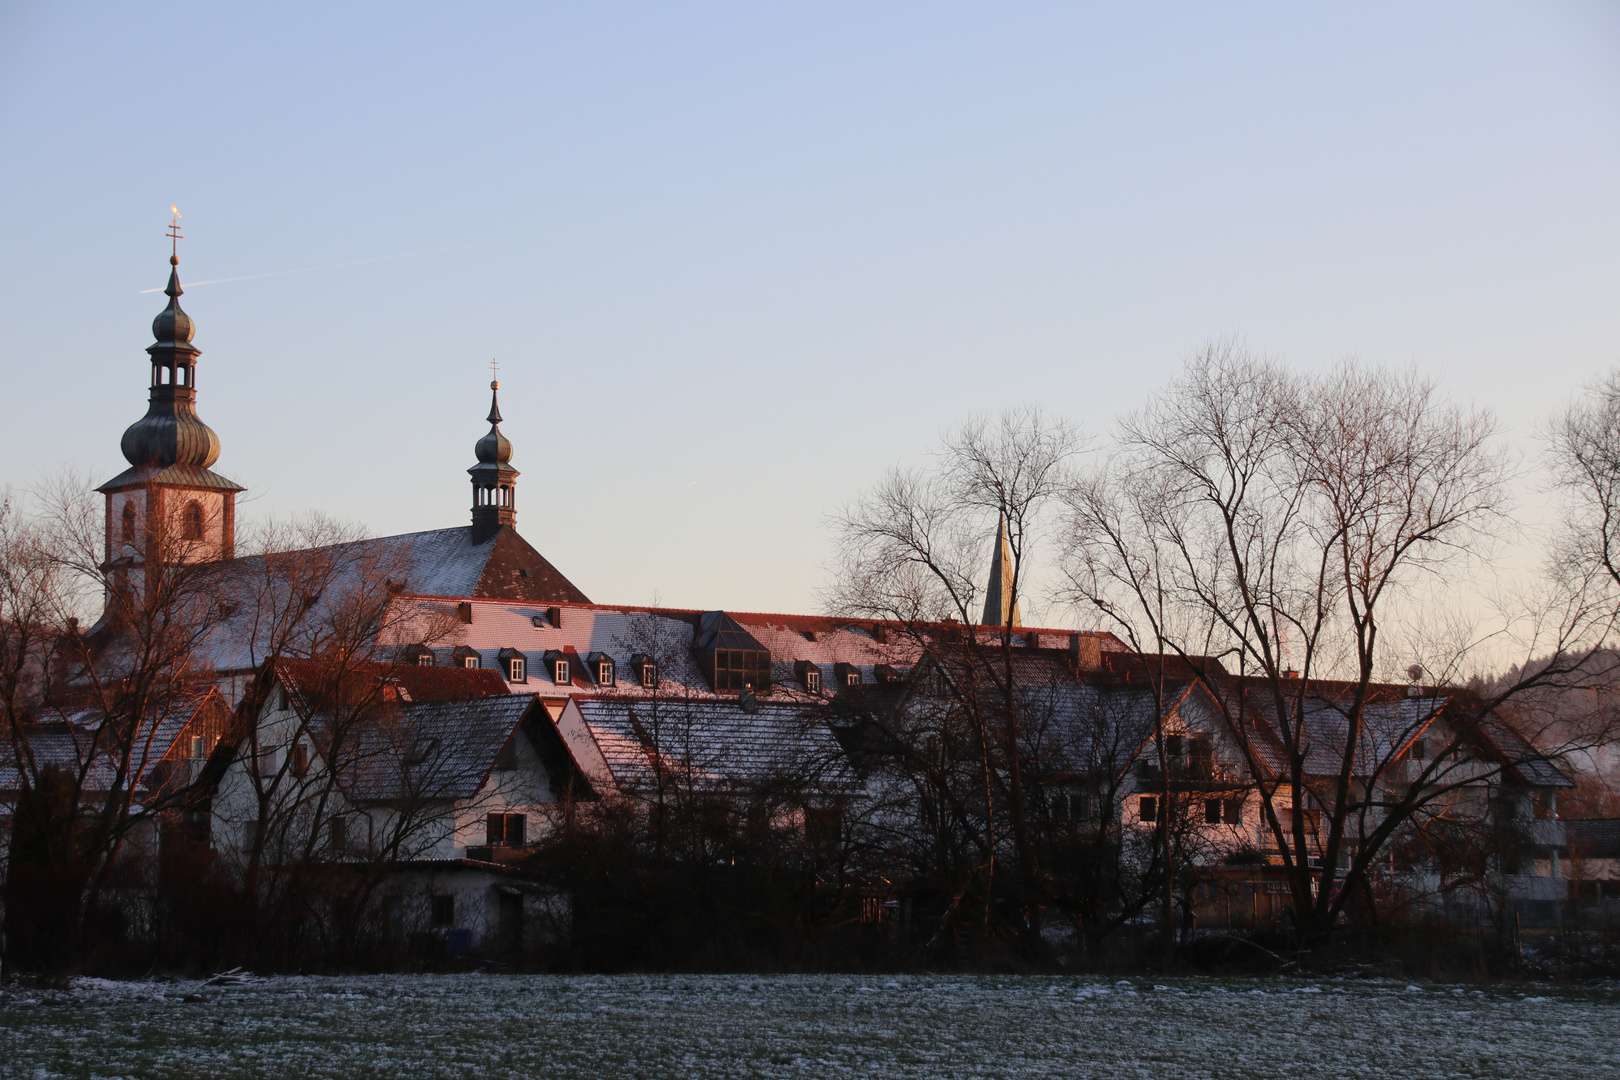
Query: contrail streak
xmin=136 ymin=233 xmax=537 ymax=293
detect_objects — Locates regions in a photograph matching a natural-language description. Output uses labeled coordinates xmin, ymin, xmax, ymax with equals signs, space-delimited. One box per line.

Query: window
xmin=464 ymin=656 xmax=479 ymax=669
xmin=554 ymin=659 xmax=570 ymax=684
xmin=835 ymin=662 xmax=861 ymax=687
xmin=1223 ymin=798 xmax=1243 ymax=825
xmin=1139 ymin=796 xmax=1158 ymax=823
xmin=182 ymin=501 xmax=204 ymax=541
xmin=598 ymin=659 xmax=614 ymax=685
xmin=1411 ymin=739 xmax=1427 ymax=760
xmin=416 ymin=652 xmax=434 ymax=667
xmin=121 ymin=503 xmax=136 ymax=544
xmin=713 ymin=648 xmax=770 ymax=692
xmin=292 ymin=743 xmax=309 ymax=777
xmin=329 ymin=817 xmax=347 ymax=854
xmin=430 ymin=894 xmax=455 ymax=928
xmin=191 ymin=735 xmax=206 ymax=759
xmin=510 ymin=658 xmax=525 ymax=681
xmin=1205 ymin=798 xmax=1222 ymax=825
xmin=485 ymin=812 xmax=528 ymax=847
xmin=805 ymin=667 xmax=821 ymax=692
xmin=634 ymin=655 xmax=658 ymax=689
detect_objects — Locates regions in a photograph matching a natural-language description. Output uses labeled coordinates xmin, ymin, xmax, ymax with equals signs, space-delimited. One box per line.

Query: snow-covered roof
xmin=326 ymin=693 xmax=541 ymax=803
xmin=0 ymin=693 xmax=222 ymax=796
xmin=380 ymin=594 xmax=1119 ymax=708
xmin=568 ymin=695 xmax=860 ymax=796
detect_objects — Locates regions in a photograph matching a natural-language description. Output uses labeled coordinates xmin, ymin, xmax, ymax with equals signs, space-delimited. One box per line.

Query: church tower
xmin=98 ymin=247 xmax=243 ymax=592
xmin=469 ymin=379 xmax=518 ymax=544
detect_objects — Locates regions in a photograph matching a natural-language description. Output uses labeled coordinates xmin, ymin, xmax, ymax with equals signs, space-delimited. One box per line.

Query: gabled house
xmin=208 ymin=658 xmax=585 ymax=953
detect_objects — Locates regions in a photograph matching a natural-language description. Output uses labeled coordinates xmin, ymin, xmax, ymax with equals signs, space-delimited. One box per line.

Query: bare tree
xmin=1 ymin=473 xmax=238 ymax=966
xmin=1061 ymin=342 xmax=1618 ymax=943
xmin=827 ymin=408 xmax=1086 ymax=952
xmin=1548 ymin=367 xmax=1620 ymax=596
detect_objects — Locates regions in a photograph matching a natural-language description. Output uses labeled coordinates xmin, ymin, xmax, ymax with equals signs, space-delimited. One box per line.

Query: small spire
xmin=164 ymin=207 xmax=184 ymax=296
xmin=981 ymin=514 xmax=1022 ymax=628
xmin=487 ymin=379 xmax=503 ymax=425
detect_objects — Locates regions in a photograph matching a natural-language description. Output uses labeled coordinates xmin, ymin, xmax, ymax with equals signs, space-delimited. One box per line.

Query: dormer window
xmin=873 ymin=664 xmax=902 ymax=685
xmin=589 ymin=652 xmax=615 ymax=687
xmin=835 ymin=662 xmax=861 ymax=687
xmin=796 ymin=661 xmax=822 ymax=693
xmin=402 ymin=643 xmax=435 ymax=667
xmin=694 ymin=611 xmax=773 ymax=694
xmin=543 ymin=650 xmax=571 ymax=685
xmin=631 ymin=654 xmax=658 ymax=689
xmin=451 ymin=646 xmax=481 ymax=669
xmin=498 ymin=648 xmax=527 ymax=683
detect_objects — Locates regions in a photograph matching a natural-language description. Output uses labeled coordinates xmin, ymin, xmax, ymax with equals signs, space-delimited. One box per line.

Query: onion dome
xmin=474 ymin=381 xmax=513 ymax=465
xmin=150 ymin=255 xmax=196 ymax=348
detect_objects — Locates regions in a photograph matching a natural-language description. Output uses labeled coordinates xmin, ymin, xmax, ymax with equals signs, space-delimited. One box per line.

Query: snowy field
xmin=2 ymin=973 xmax=1615 ymax=1080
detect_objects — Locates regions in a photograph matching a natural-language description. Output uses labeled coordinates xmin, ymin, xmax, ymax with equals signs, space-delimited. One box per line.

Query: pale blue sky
xmin=2 ymin=3 xmax=1617 ymax=617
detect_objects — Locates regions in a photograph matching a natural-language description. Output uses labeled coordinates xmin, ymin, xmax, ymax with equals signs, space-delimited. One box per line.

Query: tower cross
xmin=489 ymin=358 xmax=500 ymax=387
xmin=166 ymin=206 xmax=184 ymax=257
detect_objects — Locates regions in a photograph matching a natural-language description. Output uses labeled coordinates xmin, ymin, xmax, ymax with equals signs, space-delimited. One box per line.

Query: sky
xmin=2 ymin=3 xmax=1617 ymax=620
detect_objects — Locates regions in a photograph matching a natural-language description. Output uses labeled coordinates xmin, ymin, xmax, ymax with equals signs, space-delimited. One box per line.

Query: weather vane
xmin=166 ymin=206 xmax=183 ymax=258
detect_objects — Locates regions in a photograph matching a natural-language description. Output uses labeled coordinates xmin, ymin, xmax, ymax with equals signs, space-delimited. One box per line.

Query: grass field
xmin=3 ymin=972 xmax=1615 ymax=1079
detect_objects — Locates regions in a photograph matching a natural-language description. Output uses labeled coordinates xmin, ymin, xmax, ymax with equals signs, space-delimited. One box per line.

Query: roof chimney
xmin=1070 ymin=632 xmax=1101 ymax=671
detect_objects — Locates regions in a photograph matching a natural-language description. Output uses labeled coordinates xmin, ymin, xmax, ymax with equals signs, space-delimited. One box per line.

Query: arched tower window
xmin=121 ymin=504 xmax=136 ymax=544
xmin=182 ymin=501 xmax=204 ymax=541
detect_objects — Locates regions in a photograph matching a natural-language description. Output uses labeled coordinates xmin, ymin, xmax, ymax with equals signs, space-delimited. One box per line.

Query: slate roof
xmin=571 ymin=696 xmax=860 ymax=796
xmin=189 ymin=526 xmax=591 ymax=676
xmin=0 ymin=693 xmax=224 ymax=796
xmin=382 ymin=595 xmax=1122 ymax=708
xmin=323 ymin=693 xmax=540 ymax=803
xmin=1474 ymin=714 xmax=1575 ymax=788
xmin=1568 ymin=819 xmax=1620 ymax=860
xmin=1241 ymin=695 xmax=1445 ymax=778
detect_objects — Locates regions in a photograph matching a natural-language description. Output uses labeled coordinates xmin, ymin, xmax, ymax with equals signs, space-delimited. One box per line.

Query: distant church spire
xmin=980 ymin=514 xmax=1021 ymax=627
xmin=469 ymin=374 xmax=519 ymax=544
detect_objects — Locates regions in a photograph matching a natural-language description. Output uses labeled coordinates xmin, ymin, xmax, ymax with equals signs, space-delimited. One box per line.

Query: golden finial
xmin=166 ymin=206 xmax=184 ymax=261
